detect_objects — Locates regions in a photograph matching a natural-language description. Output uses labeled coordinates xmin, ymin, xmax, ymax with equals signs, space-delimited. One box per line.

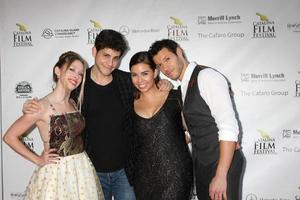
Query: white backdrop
xmin=1 ymin=0 xmax=300 ymax=199
xmin=0 ymin=30 xmax=3 ymax=200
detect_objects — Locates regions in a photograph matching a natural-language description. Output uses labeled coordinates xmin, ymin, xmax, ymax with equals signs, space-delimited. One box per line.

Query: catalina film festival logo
xmin=15 ymin=81 xmax=33 ymax=99
xmin=167 ymin=16 xmax=189 ymax=41
xmin=87 ymin=19 xmax=102 ymax=44
xmin=13 ymin=23 xmax=33 ymax=47
xmin=254 ymin=129 xmax=276 ymax=155
xmin=22 ymin=136 xmax=35 ymax=152
xmin=252 ymin=13 xmax=276 ymax=38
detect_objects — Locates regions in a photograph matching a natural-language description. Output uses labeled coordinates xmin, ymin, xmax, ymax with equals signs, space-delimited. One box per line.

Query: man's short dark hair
xmin=94 ymin=29 xmax=128 ymax=56
xmin=148 ymin=39 xmax=178 ymax=59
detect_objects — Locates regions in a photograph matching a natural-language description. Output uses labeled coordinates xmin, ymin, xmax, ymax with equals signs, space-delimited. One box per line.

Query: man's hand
xmin=209 ymin=174 xmax=227 ymax=200
xmin=22 ymin=97 xmax=41 ymax=114
xmin=158 ymin=79 xmax=173 ymax=91
xmin=209 ymin=141 xmax=236 ymax=200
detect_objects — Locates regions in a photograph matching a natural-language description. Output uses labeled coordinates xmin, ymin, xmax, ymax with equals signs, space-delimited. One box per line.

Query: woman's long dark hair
xmin=129 ymin=51 xmax=160 ymax=99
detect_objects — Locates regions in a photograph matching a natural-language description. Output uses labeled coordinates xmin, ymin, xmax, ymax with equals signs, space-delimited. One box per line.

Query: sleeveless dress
xmin=25 ymin=101 xmax=104 ymax=200
xmin=132 ymin=90 xmax=193 ymax=200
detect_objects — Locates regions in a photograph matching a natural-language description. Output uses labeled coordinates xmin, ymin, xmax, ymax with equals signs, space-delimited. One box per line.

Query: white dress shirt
xmin=180 ymin=62 xmax=239 ymax=142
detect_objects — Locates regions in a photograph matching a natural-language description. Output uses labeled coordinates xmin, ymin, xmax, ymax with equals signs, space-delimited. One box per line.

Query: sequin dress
xmin=25 ymin=101 xmax=104 ymax=200
xmin=132 ymin=90 xmax=193 ymax=200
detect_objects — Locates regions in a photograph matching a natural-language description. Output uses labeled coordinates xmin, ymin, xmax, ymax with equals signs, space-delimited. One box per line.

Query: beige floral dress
xmin=25 ymin=102 xmax=104 ymax=200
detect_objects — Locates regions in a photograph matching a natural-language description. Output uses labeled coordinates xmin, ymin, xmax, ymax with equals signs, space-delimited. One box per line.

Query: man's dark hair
xmin=148 ymin=39 xmax=179 ymax=59
xmin=94 ymin=29 xmax=128 ymax=56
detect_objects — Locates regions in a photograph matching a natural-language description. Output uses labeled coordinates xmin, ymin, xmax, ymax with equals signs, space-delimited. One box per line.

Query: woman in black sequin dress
xmin=129 ymin=51 xmax=193 ymax=200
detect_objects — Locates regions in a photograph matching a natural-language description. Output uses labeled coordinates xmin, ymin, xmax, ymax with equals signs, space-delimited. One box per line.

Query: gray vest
xmin=182 ymin=66 xmax=219 ymax=166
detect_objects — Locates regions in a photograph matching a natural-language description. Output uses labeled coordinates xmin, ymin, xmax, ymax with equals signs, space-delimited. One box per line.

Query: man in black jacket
xmin=74 ymin=29 xmax=135 ymax=200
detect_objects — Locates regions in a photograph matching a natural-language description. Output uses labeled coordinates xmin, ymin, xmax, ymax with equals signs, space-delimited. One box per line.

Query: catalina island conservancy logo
xmin=41 ymin=28 xmax=54 ymax=39
xmin=252 ymin=13 xmax=276 ymax=38
xmin=13 ymin=23 xmax=33 ymax=47
xmin=41 ymin=26 xmax=80 ymax=39
xmin=254 ymin=129 xmax=276 ymax=155
xmin=167 ymin=16 xmax=189 ymax=41
xmin=87 ymin=19 xmax=102 ymax=44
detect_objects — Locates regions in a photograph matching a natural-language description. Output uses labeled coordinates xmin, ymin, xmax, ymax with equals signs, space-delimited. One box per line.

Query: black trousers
xmin=195 ymin=149 xmax=245 ymax=200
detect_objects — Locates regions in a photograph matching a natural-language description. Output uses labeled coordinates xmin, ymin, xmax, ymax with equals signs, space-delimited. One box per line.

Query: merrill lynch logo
xmin=198 ymin=15 xmax=242 ymax=25
xmin=241 ymin=73 xmax=285 ymax=82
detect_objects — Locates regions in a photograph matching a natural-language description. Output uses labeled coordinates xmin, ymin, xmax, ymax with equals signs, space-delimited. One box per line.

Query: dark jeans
xmin=97 ymin=168 xmax=136 ymax=200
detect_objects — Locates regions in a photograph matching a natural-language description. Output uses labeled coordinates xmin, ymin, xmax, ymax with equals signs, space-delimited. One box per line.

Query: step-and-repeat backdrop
xmin=1 ymin=0 xmax=300 ymax=199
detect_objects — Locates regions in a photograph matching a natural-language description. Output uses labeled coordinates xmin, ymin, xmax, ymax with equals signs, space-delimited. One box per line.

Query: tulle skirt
xmin=25 ymin=151 xmax=104 ymax=200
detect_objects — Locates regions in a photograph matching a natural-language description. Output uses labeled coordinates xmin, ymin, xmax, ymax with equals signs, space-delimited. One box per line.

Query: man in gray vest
xmin=149 ymin=39 xmax=244 ymax=200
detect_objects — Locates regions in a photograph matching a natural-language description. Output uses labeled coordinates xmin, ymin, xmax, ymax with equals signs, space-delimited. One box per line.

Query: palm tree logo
xmin=16 ymin=23 xmax=27 ymax=32
xmin=170 ymin=16 xmax=183 ymax=25
xmin=90 ymin=20 xmax=102 ymax=28
xmin=256 ymin=13 xmax=269 ymax=22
